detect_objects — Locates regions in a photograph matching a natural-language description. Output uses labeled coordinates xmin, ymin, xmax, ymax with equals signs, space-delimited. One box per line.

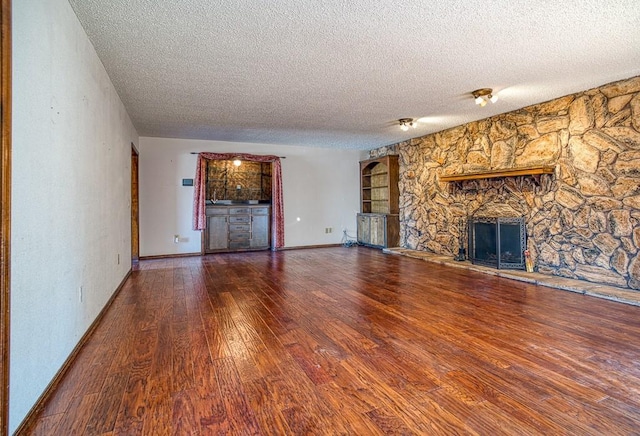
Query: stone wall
xmin=369 ymin=76 xmax=640 ymax=289
xmin=206 ymin=160 xmax=272 ymax=201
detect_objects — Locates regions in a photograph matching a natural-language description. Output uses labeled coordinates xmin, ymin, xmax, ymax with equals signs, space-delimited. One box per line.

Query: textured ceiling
xmin=68 ymin=0 xmax=640 ymax=150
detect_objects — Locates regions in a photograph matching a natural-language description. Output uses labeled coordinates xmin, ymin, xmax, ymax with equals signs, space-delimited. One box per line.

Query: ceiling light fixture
xmin=472 ymin=88 xmax=498 ymax=107
xmin=399 ymin=118 xmax=417 ymax=131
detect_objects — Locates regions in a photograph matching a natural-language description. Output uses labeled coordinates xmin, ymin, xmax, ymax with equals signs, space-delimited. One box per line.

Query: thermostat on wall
xmin=182 ymin=178 xmax=194 ymax=186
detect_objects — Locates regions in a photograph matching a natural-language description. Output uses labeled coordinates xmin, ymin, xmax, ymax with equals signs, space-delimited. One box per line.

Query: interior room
xmin=5 ymin=0 xmax=640 ymax=433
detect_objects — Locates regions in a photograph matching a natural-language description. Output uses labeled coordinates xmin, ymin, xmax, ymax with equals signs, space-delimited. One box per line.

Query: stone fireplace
xmin=368 ymin=75 xmax=640 ymax=291
xmin=469 ymin=217 xmax=526 ymax=269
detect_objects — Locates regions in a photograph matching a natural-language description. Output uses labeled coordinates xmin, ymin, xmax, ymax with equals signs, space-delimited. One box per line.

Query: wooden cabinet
xmin=228 ymin=207 xmax=251 ymax=250
xmin=206 ymin=214 xmax=229 ymax=251
xmin=204 ymin=205 xmax=271 ymax=253
xmin=250 ymin=209 xmax=270 ymax=248
xmin=358 ymin=156 xmax=399 ymax=248
xmin=357 ymin=213 xmax=399 ymax=248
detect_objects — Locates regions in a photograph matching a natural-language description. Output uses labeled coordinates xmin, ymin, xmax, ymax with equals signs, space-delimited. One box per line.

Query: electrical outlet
xmin=328 ymin=227 xmax=332 ymax=233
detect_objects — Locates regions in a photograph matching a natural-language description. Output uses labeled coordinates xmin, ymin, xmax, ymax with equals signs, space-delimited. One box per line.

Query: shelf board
xmin=439 ymin=166 xmax=555 ymax=182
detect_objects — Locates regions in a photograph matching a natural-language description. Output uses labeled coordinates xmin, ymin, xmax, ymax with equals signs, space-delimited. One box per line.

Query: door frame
xmin=131 ymin=144 xmax=139 ymax=264
xmin=1 ymin=0 xmax=11 ymax=434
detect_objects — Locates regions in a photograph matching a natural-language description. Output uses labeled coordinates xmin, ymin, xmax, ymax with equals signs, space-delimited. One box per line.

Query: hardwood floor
xmin=21 ymin=247 xmax=640 ymax=435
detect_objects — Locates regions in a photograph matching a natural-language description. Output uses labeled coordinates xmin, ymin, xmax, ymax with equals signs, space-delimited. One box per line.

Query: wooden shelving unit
xmin=360 ymin=156 xmax=399 ymax=214
xmin=358 ymin=155 xmax=399 ymax=248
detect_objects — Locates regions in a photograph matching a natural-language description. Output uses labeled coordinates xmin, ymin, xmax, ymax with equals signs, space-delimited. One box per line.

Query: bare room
xmin=5 ymin=0 xmax=640 ymax=434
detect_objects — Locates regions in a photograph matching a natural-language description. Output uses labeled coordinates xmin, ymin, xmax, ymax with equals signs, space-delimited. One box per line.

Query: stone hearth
xmin=384 ymin=248 xmax=640 ymax=307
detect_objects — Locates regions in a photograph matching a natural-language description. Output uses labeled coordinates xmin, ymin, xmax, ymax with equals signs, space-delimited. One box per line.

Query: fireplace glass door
xmin=469 ymin=217 xmax=525 ymax=270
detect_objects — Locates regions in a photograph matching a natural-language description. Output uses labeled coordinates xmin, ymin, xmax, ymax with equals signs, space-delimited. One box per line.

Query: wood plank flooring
xmin=20 ymin=247 xmax=640 ymax=435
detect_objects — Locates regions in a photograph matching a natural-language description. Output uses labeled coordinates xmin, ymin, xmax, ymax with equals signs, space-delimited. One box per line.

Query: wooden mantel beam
xmin=439 ymin=166 xmax=555 ymax=183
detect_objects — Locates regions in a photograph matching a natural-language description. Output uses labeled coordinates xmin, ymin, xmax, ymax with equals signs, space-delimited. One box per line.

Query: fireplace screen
xmin=469 ymin=217 xmax=525 ymax=270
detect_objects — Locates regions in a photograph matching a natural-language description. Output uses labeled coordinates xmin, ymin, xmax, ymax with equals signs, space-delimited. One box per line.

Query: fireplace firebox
xmin=469 ymin=217 xmax=525 ymax=270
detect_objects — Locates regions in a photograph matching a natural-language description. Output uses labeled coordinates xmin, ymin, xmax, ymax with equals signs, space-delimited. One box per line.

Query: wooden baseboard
xmin=14 ymin=269 xmax=132 ymax=435
xmin=139 ymin=252 xmax=202 ymax=260
xmin=276 ymin=243 xmax=343 ymax=251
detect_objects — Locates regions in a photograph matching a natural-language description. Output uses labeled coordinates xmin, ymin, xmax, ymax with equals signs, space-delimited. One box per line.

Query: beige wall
xmin=11 ymin=0 xmax=139 ymax=431
xmin=139 ymin=137 xmax=363 ymax=256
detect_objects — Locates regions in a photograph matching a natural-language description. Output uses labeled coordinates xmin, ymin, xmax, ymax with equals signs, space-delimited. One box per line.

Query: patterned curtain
xmin=193 ymin=152 xmax=284 ymax=249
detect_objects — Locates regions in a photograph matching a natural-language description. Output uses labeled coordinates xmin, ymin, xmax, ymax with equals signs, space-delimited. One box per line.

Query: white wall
xmin=139 ymin=137 xmax=363 ymax=255
xmin=11 ymin=0 xmax=138 ymax=431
